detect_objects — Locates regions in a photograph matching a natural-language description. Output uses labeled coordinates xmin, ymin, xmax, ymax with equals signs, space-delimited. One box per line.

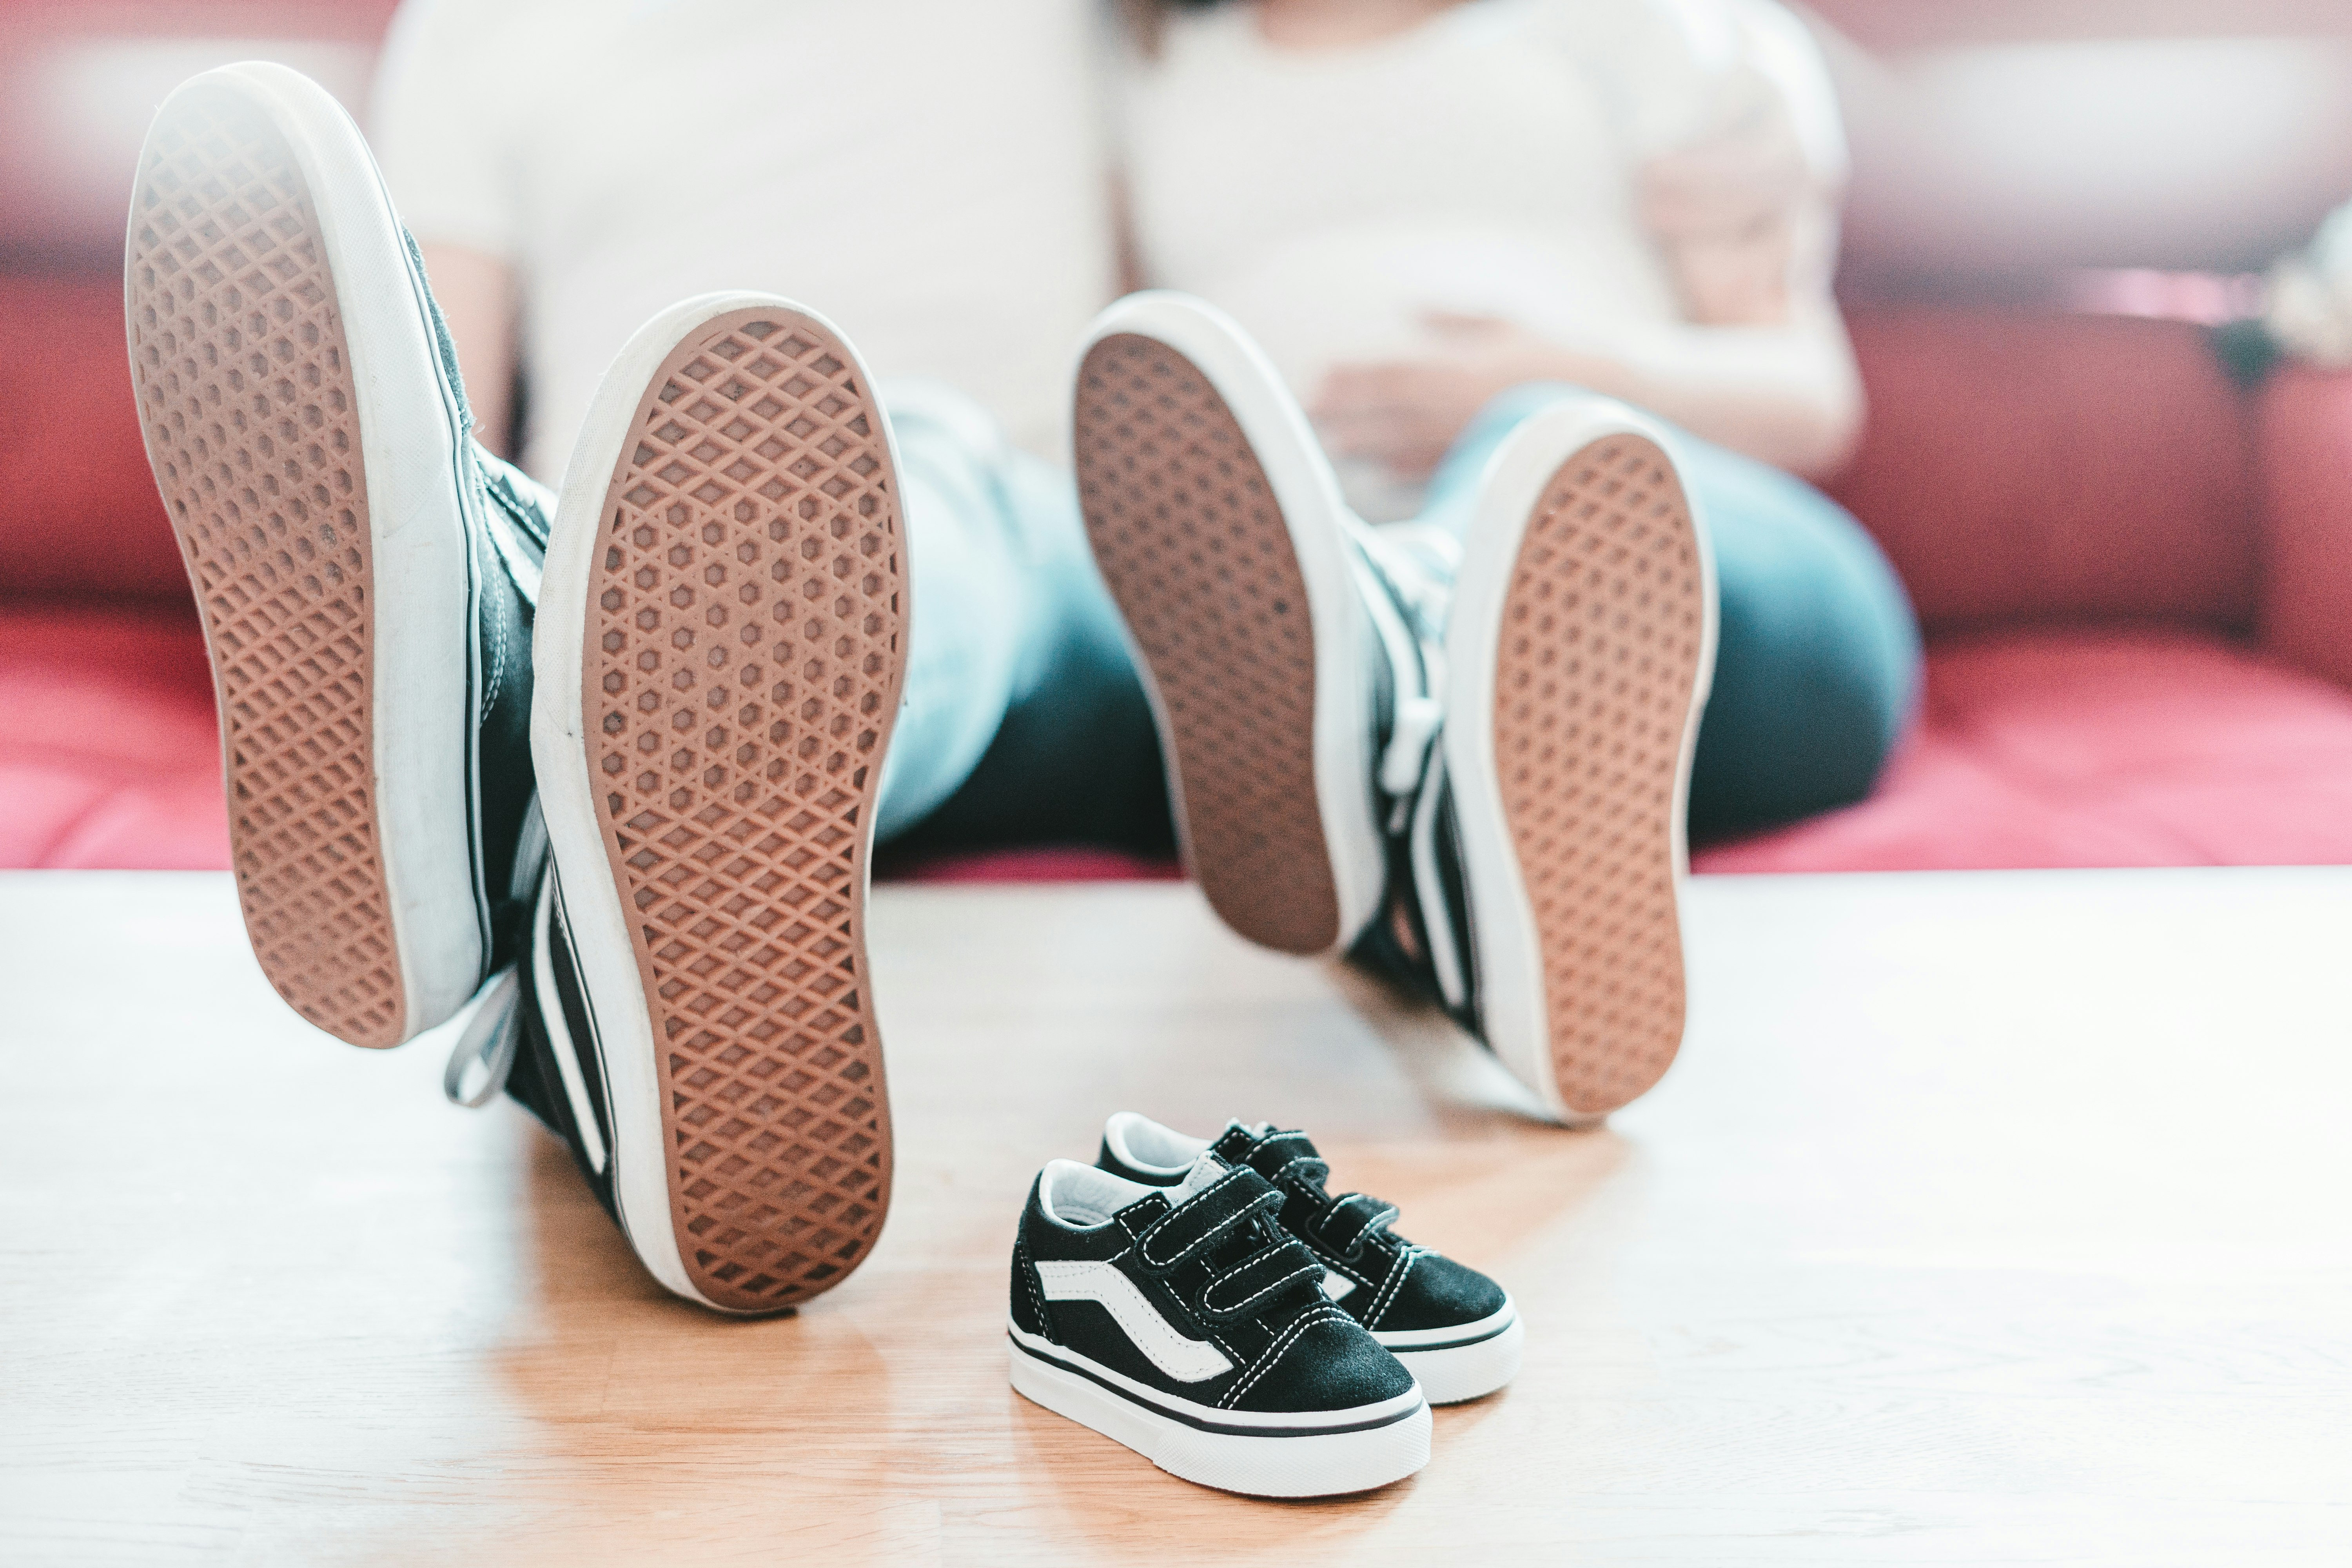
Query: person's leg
xmin=1416 ymin=384 xmax=1921 ymax=836
xmin=875 ymin=384 xmax=1167 ymax=852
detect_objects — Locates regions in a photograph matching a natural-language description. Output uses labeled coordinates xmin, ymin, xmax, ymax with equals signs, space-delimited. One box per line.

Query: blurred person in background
xmin=374 ymin=0 xmax=1876 ymax=855
xmin=1117 ymin=0 xmax=1922 ymax=835
xmin=371 ymin=0 xmax=1169 ymax=858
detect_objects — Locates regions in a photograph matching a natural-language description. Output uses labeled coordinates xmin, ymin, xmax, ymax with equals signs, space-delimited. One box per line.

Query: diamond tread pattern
xmin=584 ymin=309 xmax=904 ymax=1311
xmin=1072 ymin=335 xmax=1340 ymax=955
xmin=125 ymin=85 xmax=405 ymax=1049
xmin=1494 ymin=436 xmax=1708 ymax=1116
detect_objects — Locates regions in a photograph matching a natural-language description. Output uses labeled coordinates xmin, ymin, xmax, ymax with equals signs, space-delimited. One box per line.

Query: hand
xmin=1638 ymin=66 xmax=1813 ymax=327
xmin=1310 ymin=314 xmax=1620 ymax=480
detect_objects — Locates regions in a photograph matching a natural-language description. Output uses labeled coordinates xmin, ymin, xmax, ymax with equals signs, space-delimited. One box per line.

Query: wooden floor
xmin=3 ymin=869 xmax=2349 ymax=1564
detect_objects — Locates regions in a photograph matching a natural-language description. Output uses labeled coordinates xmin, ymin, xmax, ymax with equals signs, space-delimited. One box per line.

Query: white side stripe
xmin=533 ymin=878 xmax=608 ymax=1174
xmin=1321 ymin=1269 xmax=1357 ymax=1302
xmin=1034 ymin=1261 xmax=1233 ymax=1383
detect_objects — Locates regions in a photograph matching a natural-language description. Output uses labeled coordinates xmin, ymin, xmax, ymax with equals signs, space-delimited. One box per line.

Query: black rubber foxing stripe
xmin=1009 ymin=1330 xmax=1425 ymax=1438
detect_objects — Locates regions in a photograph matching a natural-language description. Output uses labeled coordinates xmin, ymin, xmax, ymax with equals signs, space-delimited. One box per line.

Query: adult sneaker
xmin=1072 ymin=291 xmax=1386 ymax=957
xmin=1352 ymin=401 xmax=1717 ymax=1119
xmin=501 ymin=292 xmax=910 ymax=1314
xmin=1009 ymin=1155 xmax=1430 ymax=1496
xmin=127 ymin=63 xmax=549 ymax=1049
xmin=1098 ymin=1113 xmax=1521 ymax=1404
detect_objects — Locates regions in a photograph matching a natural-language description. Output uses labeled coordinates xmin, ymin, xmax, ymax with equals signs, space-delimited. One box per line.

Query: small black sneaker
xmin=1010 ymin=1156 xmax=1430 ymax=1496
xmin=1098 ymin=1114 xmax=1522 ymax=1404
xmin=128 ymin=63 xmax=548 ymax=1049
xmin=448 ymin=293 xmax=911 ymax=1316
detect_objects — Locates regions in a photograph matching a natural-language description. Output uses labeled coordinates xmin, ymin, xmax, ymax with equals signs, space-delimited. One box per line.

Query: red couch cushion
xmin=13 ymin=616 xmax=2345 ymax=875
xmin=1697 ymin=626 xmax=2352 ymax=872
xmin=1828 ymin=311 xmax=2259 ymax=633
xmin=2258 ymin=366 xmax=2352 ymax=693
xmin=0 ymin=273 xmax=187 ymax=601
xmin=0 ymin=601 xmax=227 ymax=869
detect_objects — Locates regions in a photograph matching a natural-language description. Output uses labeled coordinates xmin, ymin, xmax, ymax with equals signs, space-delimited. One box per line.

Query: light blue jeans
xmin=871 ymin=385 xmax=1163 ymax=851
xmin=874 ymin=382 xmax=1920 ymax=848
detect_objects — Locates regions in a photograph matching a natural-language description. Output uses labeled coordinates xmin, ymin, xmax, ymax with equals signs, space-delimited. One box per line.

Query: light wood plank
xmin=2 ymin=869 xmax=2348 ymax=1564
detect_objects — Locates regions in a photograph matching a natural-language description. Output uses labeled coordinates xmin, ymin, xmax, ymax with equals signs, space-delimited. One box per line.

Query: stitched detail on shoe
xmin=1015 ymin=1240 xmax=1055 ymax=1341
xmin=1365 ymin=1246 xmax=1419 ymax=1331
xmin=1134 ymin=1167 xmax=1280 ymax=1272
xmin=1221 ymin=1305 xmax=1351 ymax=1409
xmin=1321 ymin=1245 xmax=1383 ymax=1309
xmin=1199 ymin=1244 xmax=1324 ymax=1321
xmin=1034 ymin=1260 xmax=1234 ymax=1383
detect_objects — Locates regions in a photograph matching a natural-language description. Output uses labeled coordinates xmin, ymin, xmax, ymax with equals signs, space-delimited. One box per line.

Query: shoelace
xmin=442 ymin=965 xmax=522 ymax=1107
xmin=1350 ymin=522 xmax=1473 ymax=1009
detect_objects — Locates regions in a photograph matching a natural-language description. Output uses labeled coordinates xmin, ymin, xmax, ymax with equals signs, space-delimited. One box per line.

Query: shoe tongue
xmin=1171 ymin=1151 xmax=1230 ymax=1204
xmin=1210 ymin=1120 xmax=1271 ymax=1164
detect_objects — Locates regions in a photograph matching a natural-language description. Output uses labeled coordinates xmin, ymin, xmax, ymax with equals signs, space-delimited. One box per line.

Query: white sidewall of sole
xmin=1387 ymin=1313 xmax=1525 ymax=1406
xmin=189 ymin=62 xmax=483 ymax=1032
xmin=1007 ymin=1335 xmax=1432 ymax=1498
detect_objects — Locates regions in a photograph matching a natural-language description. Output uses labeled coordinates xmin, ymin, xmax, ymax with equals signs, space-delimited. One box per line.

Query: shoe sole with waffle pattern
xmin=126 ymin=63 xmax=486 ymax=1049
xmin=533 ymin=294 xmax=908 ymax=1314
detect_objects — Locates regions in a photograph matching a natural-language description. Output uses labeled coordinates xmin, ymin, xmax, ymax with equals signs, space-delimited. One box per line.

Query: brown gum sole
xmin=1494 ymin=435 xmax=1709 ymax=1117
xmin=126 ymin=85 xmax=406 ymax=1049
xmin=583 ymin=307 xmax=905 ymax=1312
xmin=1072 ymin=335 xmax=1341 ymax=955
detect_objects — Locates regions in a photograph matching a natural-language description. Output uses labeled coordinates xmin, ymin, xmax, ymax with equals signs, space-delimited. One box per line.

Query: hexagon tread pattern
xmin=1073 ymin=334 xmax=1341 ymax=955
xmin=583 ymin=307 xmax=905 ymax=1311
xmin=1493 ymin=436 xmax=1708 ymax=1116
xmin=125 ymin=84 xmax=405 ymax=1049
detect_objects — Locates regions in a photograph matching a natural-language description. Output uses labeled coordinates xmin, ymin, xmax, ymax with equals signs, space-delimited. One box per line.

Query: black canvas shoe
xmin=1009 ymin=1155 xmax=1430 ymax=1496
xmin=443 ymin=293 xmax=911 ymax=1316
xmin=1098 ymin=1113 xmax=1521 ymax=1404
xmin=1075 ymin=292 xmax=1716 ymax=1120
xmin=1350 ymin=402 xmax=1717 ymax=1120
xmin=127 ymin=62 xmax=549 ymax=1049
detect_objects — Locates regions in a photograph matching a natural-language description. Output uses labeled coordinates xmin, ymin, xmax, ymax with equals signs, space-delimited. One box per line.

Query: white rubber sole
xmin=532 ymin=291 xmax=901 ymax=1315
xmin=141 ymin=63 xmax=486 ymax=1040
xmin=1008 ymin=1328 xmax=1431 ymax=1497
xmin=1380 ymin=1302 xmax=1524 ymax=1405
xmin=1443 ymin=400 xmax=1719 ymax=1122
xmin=1073 ymin=292 xmax=1386 ymax=952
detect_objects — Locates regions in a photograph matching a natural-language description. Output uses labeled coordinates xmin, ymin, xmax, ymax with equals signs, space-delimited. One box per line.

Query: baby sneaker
xmin=1098 ymin=1114 xmax=1522 ymax=1404
xmin=1009 ymin=1155 xmax=1430 ymax=1497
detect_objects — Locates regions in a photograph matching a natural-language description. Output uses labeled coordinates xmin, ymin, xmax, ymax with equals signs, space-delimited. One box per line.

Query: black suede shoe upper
xmin=1099 ymin=1122 xmax=1508 ymax=1339
xmin=502 ymin=869 xmax=620 ymax=1221
xmin=1347 ymin=779 xmax=1486 ymax=1042
xmin=467 ymin=442 xmax=549 ymax=971
xmin=1013 ymin=1158 xmax=1418 ymax=1416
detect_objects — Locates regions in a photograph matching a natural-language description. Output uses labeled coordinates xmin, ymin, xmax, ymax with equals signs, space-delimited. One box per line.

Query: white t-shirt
xmin=1119 ymin=0 xmax=1842 ymax=508
xmin=374 ymin=0 xmax=1117 ymax=479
